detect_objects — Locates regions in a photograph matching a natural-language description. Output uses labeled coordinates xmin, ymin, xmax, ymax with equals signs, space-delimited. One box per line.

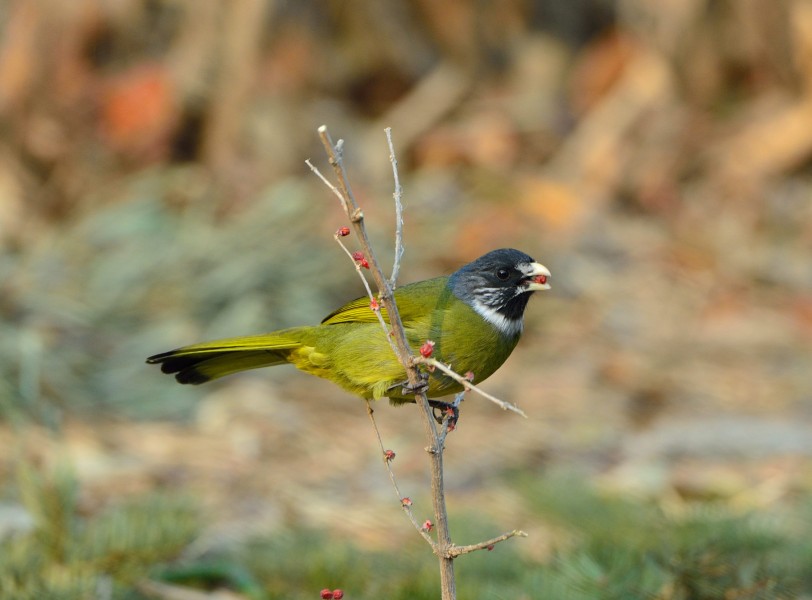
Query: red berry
xmin=487 ymin=544 xmax=495 ymax=551
xmin=369 ymin=298 xmax=380 ymax=311
xmin=534 ymin=274 xmax=547 ymax=285
xmin=320 ymin=590 xmax=334 ymax=599
xmin=422 ymin=520 xmax=433 ymax=532
xmin=384 ymin=449 xmax=396 ymax=461
xmin=419 ymin=340 xmax=435 ymax=358
xmin=401 ymin=497 xmax=412 ymax=507
xmin=333 ymin=590 xmax=344 ymax=599
xmin=337 ymin=226 xmax=351 ymax=237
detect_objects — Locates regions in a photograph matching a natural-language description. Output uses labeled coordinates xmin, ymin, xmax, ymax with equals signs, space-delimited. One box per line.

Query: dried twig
xmin=385 ymin=127 xmax=405 ymax=288
xmin=330 ymin=222 xmax=400 ymax=358
xmin=365 ymin=401 xmax=437 ymax=547
xmin=412 ymin=357 xmax=528 ymax=418
xmin=447 ymin=530 xmax=529 ymax=558
xmin=305 ymin=158 xmax=347 ymax=207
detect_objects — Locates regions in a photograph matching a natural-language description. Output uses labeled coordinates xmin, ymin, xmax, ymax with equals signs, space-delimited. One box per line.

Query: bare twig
xmin=385 ymin=127 xmax=405 ymax=288
xmin=412 ymin=357 xmax=528 ymax=418
xmin=308 ymin=157 xmax=400 ymax=357
xmin=331 ymin=233 xmax=377 ymax=298
xmin=365 ymin=401 xmax=437 ymax=548
xmin=366 ymin=381 xmax=526 ymax=563
xmin=331 ymin=232 xmax=400 ymax=357
xmin=448 ymin=530 xmax=529 ymax=558
xmin=305 ymin=159 xmax=346 ymax=207
xmin=313 ymin=126 xmax=429 ymax=413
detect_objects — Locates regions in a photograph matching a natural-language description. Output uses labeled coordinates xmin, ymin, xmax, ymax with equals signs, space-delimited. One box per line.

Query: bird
xmin=147 ymin=248 xmax=550 ymax=412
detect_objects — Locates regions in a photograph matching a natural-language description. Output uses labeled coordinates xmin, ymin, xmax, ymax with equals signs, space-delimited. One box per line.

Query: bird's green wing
xmin=320 ymin=276 xmax=449 ymax=325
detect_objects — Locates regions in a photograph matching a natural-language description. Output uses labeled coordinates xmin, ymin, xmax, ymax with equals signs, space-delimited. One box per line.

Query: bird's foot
xmin=428 ymin=399 xmax=459 ymax=427
xmin=397 ymin=375 xmax=461 ymax=427
xmin=399 ymin=373 xmax=429 ymax=397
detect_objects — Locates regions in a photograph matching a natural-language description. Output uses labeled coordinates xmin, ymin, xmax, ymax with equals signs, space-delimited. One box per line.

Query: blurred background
xmin=2 ymin=0 xmax=812 ymax=598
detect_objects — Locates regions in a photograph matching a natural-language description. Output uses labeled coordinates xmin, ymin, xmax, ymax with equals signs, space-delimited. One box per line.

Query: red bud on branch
xmin=351 ymin=251 xmax=369 ymax=269
xmin=419 ymin=340 xmax=435 ymax=358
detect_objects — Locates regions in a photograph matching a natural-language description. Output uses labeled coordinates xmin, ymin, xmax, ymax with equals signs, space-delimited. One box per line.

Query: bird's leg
xmin=429 ymin=392 xmax=465 ymax=427
xmin=395 ymin=374 xmax=463 ymax=426
xmin=399 ymin=371 xmax=430 ymax=397
xmin=427 ymin=399 xmax=459 ymax=425
xmin=396 ymin=374 xmax=447 ymax=424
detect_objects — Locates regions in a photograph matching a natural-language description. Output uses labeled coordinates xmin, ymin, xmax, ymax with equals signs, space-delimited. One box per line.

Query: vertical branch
xmin=309 ymin=127 xmax=528 ymax=599
xmin=385 ymin=127 xmax=405 ymax=288
xmin=313 ymin=125 xmax=456 ymax=599
xmin=314 ymin=127 xmax=418 ymax=391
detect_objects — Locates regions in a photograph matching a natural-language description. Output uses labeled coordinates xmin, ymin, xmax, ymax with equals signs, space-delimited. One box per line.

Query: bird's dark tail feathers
xmin=147 ymin=333 xmax=303 ymax=384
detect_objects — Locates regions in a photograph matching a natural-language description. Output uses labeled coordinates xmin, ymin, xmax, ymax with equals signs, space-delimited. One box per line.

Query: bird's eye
xmin=496 ymin=268 xmax=510 ymax=280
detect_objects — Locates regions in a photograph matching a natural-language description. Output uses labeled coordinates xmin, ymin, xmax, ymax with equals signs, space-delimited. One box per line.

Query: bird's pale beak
xmin=522 ymin=262 xmax=551 ymax=291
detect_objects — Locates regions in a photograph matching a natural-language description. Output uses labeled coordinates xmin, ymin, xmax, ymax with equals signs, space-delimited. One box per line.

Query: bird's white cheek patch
xmin=471 ymin=300 xmax=523 ymax=337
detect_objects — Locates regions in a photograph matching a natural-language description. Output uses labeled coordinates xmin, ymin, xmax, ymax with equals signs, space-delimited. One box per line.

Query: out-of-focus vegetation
xmin=2 ymin=0 xmax=812 ymax=597
xmin=5 ymin=467 xmax=811 ymax=599
xmin=1 ymin=463 xmax=198 ymax=599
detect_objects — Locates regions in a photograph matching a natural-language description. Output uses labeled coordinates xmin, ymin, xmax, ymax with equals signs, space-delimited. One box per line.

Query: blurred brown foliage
xmin=0 ymin=0 xmax=806 ymax=222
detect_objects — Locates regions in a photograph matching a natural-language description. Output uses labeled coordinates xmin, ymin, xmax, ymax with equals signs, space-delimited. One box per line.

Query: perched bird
xmin=147 ymin=248 xmax=550 ymax=409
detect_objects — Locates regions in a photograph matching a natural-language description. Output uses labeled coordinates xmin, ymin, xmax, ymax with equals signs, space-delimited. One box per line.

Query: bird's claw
xmin=428 ymin=400 xmax=459 ymax=427
xmin=400 ymin=373 xmax=429 ymax=397
xmin=397 ymin=375 xmax=460 ymax=427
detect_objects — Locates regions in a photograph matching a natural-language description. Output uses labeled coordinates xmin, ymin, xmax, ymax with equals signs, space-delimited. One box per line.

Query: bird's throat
xmin=470 ymin=298 xmax=525 ymax=338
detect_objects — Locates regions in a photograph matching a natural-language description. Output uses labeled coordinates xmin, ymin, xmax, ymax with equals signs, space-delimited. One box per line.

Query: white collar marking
xmin=471 ymin=298 xmax=524 ymax=337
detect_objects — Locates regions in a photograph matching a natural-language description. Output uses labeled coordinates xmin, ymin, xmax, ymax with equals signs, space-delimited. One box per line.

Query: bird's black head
xmin=449 ymin=248 xmax=551 ymax=337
